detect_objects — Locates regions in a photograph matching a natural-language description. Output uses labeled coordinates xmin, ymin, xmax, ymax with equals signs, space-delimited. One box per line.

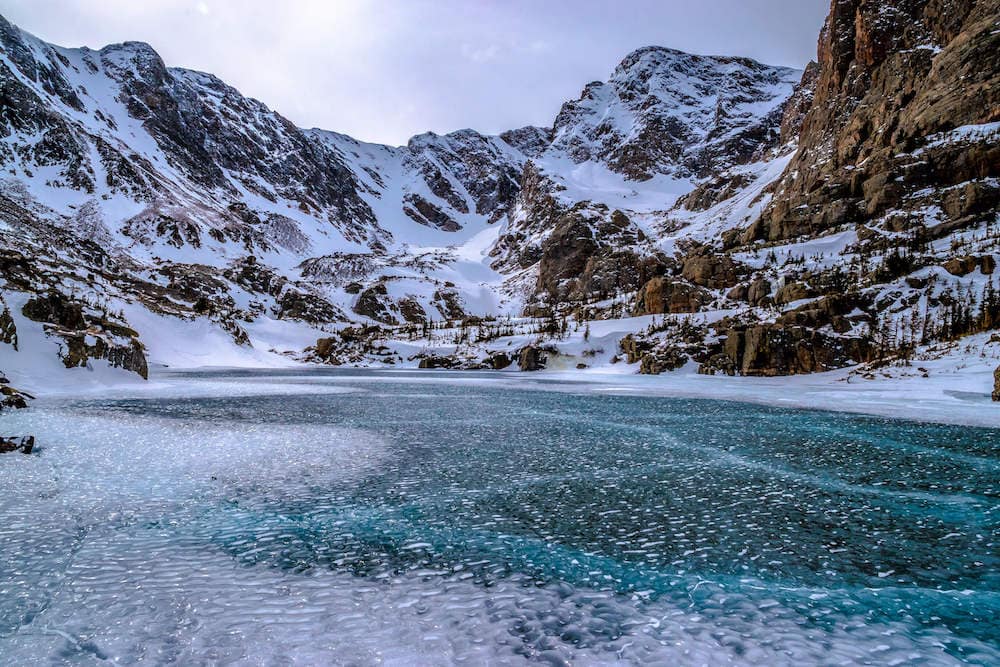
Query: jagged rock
xmin=619 ymin=335 xmax=652 ymax=365
xmin=1 ymin=384 xmax=31 ymax=410
xmin=677 ymin=173 xmax=753 ymax=212
xmin=548 ymin=46 xmax=797 ymax=181
xmin=633 ymin=277 xmax=711 ymax=315
xmin=226 ymin=256 xmax=286 ymax=297
xmin=778 ymin=295 xmax=866 ymax=334
xmin=570 ymin=250 xmax=666 ymax=302
xmin=779 ymin=61 xmax=820 ymax=144
xmin=0 ymin=299 xmax=17 ymax=349
xmin=518 ymin=346 xmax=546 ymax=371
xmin=398 ymin=297 xmax=427 ymax=324
xmin=277 ymin=289 xmax=342 ymax=324
xmin=20 ymin=291 xmax=149 ymax=378
xmin=0 ymin=435 xmax=34 ymax=454
xmin=59 ymin=333 xmax=149 ymax=379
xmin=353 ymin=284 xmax=398 ymax=325
xmin=680 ymin=249 xmax=743 ymax=289
xmin=403 ymin=193 xmax=461 ymax=232
xmin=726 ymin=278 xmax=773 ymax=306
xmin=753 ymin=0 xmax=1000 ymax=243
xmin=747 ymin=278 xmax=772 ymax=306
xmin=314 ymin=337 xmax=338 ymax=362
xmin=994 ymin=366 xmax=1000 ymax=401
xmin=432 ymin=289 xmax=465 ymax=321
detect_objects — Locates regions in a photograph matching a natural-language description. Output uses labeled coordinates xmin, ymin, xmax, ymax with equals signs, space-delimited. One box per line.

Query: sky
xmin=3 ymin=0 xmax=829 ymax=146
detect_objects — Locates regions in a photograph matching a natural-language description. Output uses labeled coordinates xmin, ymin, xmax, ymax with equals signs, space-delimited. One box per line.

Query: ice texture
xmin=0 ymin=369 xmax=997 ymax=665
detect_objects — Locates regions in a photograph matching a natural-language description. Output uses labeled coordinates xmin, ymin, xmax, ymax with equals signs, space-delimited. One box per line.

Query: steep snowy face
xmin=546 ymin=46 xmax=801 ymax=181
xmin=401 ymin=130 xmax=524 ymax=228
xmin=0 ymin=17 xmax=385 ymax=259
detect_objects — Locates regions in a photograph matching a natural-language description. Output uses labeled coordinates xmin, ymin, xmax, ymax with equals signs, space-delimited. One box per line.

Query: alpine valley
xmin=1 ymin=0 xmax=999 ymax=407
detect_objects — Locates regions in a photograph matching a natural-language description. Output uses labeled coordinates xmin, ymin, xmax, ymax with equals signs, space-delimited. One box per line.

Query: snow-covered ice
xmin=0 ymin=369 xmax=997 ymax=664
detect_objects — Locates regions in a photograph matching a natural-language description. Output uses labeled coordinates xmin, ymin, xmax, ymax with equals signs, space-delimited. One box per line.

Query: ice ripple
xmin=0 ymin=371 xmax=997 ymax=664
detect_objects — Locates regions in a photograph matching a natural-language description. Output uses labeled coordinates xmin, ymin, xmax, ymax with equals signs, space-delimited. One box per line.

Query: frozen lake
xmin=1 ymin=369 xmax=998 ymax=665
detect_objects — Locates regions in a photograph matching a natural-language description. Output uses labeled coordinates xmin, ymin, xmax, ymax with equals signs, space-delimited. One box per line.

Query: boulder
xmin=1 ymin=385 xmax=30 ymax=410
xmin=487 ymin=352 xmax=512 ymax=370
xmin=0 ymin=301 xmax=16 ymax=349
xmin=747 ymin=278 xmax=772 ymax=306
xmin=943 ymin=256 xmax=979 ymax=277
xmin=680 ymin=250 xmax=742 ymax=289
xmin=518 ymin=346 xmax=546 ymax=371
xmin=22 ymin=292 xmax=86 ymax=330
xmin=722 ymin=323 xmax=871 ymax=376
xmin=633 ymin=277 xmax=711 ymax=315
xmin=727 ymin=279 xmax=772 ymax=306
xmin=0 ymin=435 xmax=34 ymax=454
xmin=58 ymin=333 xmax=149 ymax=379
xmin=697 ymin=352 xmax=737 ymax=376
xmin=418 ymin=355 xmax=455 ymax=369
xmin=775 ymin=281 xmax=812 ymax=306
xmin=619 ymin=334 xmax=652 ymax=364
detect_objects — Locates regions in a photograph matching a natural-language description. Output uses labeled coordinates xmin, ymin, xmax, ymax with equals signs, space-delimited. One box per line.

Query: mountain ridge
xmin=1 ymin=0 xmax=998 ymax=399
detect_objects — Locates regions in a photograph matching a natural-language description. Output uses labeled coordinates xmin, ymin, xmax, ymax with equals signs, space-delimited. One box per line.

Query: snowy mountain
xmin=1 ymin=0 xmax=998 ymax=397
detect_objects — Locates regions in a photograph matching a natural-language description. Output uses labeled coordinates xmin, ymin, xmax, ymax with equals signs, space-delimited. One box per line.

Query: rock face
xmin=633 ymin=277 xmax=711 ymax=315
xmin=721 ymin=324 xmax=871 ymax=377
xmin=20 ymin=292 xmax=149 ymax=379
xmin=994 ymin=366 xmax=1000 ymax=402
xmin=751 ymin=0 xmax=1000 ymax=243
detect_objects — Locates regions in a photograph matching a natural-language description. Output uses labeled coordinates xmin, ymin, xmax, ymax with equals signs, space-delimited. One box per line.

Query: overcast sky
xmin=4 ymin=1 xmax=829 ymax=146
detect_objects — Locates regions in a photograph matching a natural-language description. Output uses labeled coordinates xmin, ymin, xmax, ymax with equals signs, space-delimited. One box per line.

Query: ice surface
xmin=1 ymin=370 xmax=997 ymax=664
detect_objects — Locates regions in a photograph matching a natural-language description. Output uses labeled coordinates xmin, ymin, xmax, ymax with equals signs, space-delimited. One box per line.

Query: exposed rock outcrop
xmin=751 ymin=0 xmax=1000 ymax=243
xmin=680 ymin=248 xmax=744 ymax=289
xmin=720 ymin=323 xmax=871 ymax=377
xmin=353 ymin=284 xmax=399 ymax=325
xmin=633 ymin=277 xmax=711 ymax=315
xmin=518 ymin=346 xmax=546 ymax=371
xmin=20 ymin=292 xmax=148 ymax=379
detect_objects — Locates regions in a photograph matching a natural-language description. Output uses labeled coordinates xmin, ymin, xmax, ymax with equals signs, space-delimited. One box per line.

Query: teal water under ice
xmin=0 ymin=369 xmax=998 ymax=664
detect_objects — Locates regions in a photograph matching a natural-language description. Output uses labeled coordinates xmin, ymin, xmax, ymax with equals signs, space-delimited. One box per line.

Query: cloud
xmin=461 ymin=42 xmax=501 ymax=63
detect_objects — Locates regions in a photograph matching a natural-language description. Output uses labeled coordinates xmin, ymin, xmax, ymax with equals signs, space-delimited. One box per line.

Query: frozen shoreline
xmin=13 ymin=353 xmax=999 ymax=430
